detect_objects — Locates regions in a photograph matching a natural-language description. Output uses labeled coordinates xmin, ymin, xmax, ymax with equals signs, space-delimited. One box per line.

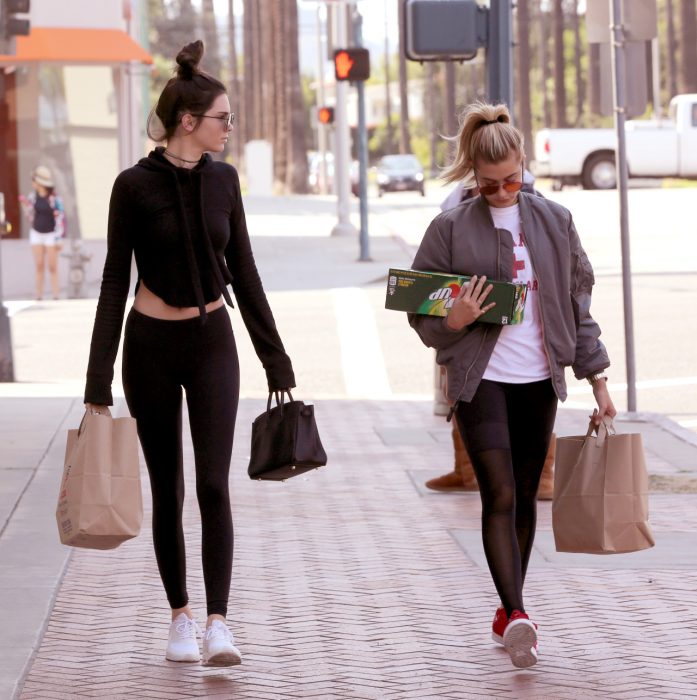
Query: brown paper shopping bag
xmin=56 ymin=411 xmax=142 ymax=549
xmin=552 ymin=417 xmax=655 ymax=554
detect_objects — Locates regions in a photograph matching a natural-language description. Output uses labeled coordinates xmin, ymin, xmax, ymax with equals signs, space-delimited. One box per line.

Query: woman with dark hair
xmin=19 ymin=165 xmax=65 ymax=300
xmin=84 ymin=41 xmax=295 ymax=666
xmin=409 ymin=101 xmax=616 ymax=669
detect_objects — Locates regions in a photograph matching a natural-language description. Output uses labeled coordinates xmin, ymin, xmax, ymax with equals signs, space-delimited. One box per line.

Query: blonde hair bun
xmin=442 ymin=102 xmax=524 ymax=185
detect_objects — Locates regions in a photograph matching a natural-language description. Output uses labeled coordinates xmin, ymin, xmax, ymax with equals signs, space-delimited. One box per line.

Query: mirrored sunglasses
xmin=477 ymin=180 xmax=523 ymax=196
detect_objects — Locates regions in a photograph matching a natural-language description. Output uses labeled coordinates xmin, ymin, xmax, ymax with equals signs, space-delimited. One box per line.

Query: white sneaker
xmin=166 ymin=613 xmax=201 ymax=662
xmin=202 ymin=619 xmax=242 ymax=666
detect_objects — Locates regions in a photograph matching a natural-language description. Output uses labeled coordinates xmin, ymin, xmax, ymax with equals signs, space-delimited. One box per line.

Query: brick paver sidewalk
xmin=19 ymin=399 xmax=697 ymax=699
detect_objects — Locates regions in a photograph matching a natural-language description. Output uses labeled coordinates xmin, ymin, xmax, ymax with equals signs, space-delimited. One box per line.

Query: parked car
xmin=376 ymin=154 xmax=425 ymax=197
xmin=531 ymin=94 xmax=697 ymax=190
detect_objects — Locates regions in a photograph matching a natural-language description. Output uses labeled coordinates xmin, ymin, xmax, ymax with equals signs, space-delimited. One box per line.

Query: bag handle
xmin=266 ymin=389 xmax=294 ymax=414
xmin=78 ymin=407 xmax=113 ymax=437
xmin=585 ymin=415 xmax=616 ymax=447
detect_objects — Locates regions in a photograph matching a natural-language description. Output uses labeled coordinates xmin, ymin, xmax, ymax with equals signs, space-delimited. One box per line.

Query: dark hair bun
xmin=176 ymin=40 xmax=204 ymax=80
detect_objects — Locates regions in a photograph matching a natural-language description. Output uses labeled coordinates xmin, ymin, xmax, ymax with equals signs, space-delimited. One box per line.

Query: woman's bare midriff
xmin=133 ymin=281 xmax=224 ymax=320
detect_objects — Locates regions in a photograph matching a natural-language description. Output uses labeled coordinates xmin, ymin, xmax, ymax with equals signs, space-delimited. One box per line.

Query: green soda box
xmin=385 ymin=268 xmax=527 ymax=325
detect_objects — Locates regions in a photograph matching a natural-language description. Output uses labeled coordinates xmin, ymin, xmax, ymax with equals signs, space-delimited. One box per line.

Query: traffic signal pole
xmin=331 ymin=5 xmax=357 ymax=237
xmin=353 ymin=9 xmax=371 ymax=261
xmin=486 ymin=0 xmax=513 ymax=107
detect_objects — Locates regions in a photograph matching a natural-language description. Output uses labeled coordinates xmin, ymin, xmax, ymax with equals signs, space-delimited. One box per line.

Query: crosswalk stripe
xmin=332 ymin=287 xmax=392 ymax=399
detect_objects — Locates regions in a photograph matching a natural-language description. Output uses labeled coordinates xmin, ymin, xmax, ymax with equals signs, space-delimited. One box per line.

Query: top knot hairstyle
xmin=442 ymin=102 xmax=525 ymax=185
xmin=147 ymin=40 xmax=227 ymax=142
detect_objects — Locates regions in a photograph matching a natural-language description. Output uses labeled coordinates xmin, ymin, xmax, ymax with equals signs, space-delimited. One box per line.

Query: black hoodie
xmin=84 ymin=147 xmax=295 ymax=405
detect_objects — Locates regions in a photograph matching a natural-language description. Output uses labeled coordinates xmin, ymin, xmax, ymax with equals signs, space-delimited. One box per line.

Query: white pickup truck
xmin=531 ymin=94 xmax=697 ymax=189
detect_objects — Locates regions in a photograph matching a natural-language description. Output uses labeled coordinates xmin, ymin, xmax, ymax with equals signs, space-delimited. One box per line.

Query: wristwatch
xmin=587 ymin=371 xmax=607 ymax=385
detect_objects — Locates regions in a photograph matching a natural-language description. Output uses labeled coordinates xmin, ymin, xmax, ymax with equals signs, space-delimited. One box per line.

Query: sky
xmin=206 ymin=0 xmax=399 ymax=45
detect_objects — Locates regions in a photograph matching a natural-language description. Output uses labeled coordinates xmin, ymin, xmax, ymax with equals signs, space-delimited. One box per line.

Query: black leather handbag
xmin=248 ymin=391 xmax=327 ymax=481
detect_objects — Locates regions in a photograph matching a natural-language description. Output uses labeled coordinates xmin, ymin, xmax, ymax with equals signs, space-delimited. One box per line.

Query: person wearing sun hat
xmin=18 ymin=164 xmax=66 ymax=300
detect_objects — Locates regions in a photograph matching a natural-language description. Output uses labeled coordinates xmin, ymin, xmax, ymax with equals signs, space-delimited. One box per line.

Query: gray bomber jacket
xmin=408 ymin=191 xmax=610 ymax=404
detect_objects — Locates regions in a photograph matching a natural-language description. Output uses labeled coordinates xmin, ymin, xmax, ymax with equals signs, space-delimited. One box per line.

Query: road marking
xmin=2 ymin=301 xmax=35 ymax=317
xmin=332 ymin=287 xmax=391 ymax=399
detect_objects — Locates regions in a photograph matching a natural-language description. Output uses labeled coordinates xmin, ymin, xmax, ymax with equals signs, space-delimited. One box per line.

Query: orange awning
xmin=0 ymin=27 xmax=153 ymax=66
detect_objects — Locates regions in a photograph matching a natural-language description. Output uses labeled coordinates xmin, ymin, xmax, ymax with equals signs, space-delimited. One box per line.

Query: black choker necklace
xmin=163 ymin=149 xmax=200 ymax=164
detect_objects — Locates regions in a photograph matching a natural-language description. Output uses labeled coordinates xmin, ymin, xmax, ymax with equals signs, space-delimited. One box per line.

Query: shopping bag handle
xmin=585 ymin=415 xmax=616 ymax=447
xmin=266 ymin=389 xmax=294 ymax=414
xmin=78 ymin=407 xmax=113 ymax=437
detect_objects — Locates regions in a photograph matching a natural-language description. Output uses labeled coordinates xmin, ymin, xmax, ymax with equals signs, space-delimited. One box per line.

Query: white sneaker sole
xmin=166 ymin=650 xmax=201 ymax=662
xmin=492 ymin=630 xmax=504 ymax=646
xmin=503 ymin=619 xmax=538 ymax=669
xmin=203 ymin=647 xmax=242 ymax=667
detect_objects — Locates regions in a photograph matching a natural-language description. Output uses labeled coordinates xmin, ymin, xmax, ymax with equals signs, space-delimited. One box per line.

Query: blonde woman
xmin=19 ymin=165 xmax=65 ymax=300
xmin=408 ymin=102 xmax=616 ymax=669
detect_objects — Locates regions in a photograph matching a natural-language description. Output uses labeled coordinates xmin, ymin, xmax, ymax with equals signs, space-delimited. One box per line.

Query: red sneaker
xmin=502 ymin=610 xmax=538 ymax=669
xmin=491 ymin=607 xmax=508 ymax=645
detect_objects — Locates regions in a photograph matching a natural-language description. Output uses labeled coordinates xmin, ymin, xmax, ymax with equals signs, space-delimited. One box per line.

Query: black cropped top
xmin=84 ymin=147 xmax=295 ymax=405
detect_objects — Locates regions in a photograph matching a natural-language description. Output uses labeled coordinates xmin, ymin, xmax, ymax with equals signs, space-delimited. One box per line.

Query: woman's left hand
xmin=590 ymin=380 xmax=617 ymax=425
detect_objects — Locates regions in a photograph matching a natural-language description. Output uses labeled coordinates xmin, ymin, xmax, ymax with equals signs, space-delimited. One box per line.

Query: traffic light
xmin=334 ymin=48 xmax=370 ymax=82
xmin=1 ymin=0 xmax=31 ymax=54
xmin=318 ymin=106 xmax=335 ymax=125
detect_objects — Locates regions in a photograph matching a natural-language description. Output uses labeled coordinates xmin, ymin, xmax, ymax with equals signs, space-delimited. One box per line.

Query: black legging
xmin=455 ymin=379 xmax=557 ymax=616
xmin=122 ymin=306 xmax=240 ymax=617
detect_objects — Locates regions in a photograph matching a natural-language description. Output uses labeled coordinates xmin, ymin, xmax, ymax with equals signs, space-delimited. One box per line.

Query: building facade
xmin=0 ymin=0 xmax=152 ymax=241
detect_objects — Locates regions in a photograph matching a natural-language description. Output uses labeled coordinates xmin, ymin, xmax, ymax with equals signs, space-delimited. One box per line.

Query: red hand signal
xmin=335 ymin=51 xmax=355 ymax=80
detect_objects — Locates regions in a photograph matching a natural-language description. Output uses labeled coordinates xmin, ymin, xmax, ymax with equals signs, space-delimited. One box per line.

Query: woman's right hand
xmin=445 ymin=275 xmax=496 ymax=331
xmin=85 ymin=403 xmax=110 ymax=415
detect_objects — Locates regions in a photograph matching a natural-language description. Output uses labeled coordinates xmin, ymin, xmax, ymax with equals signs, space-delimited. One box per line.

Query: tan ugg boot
xmin=425 ymin=422 xmax=479 ymax=491
xmin=453 ymin=420 xmax=479 ymax=491
xmin=537 ymin=434 xmax=556 ymax=500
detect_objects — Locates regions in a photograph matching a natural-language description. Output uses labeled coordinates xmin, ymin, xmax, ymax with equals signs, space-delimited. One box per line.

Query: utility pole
xmin=331 ymin=3 xmax=357 ymax=237
xmin=610 ymin=0 xmax=637 ymax=412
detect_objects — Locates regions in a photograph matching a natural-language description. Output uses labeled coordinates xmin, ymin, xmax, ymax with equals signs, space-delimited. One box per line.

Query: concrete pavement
xmin=2 ymin=194 xmax=697 ymax=699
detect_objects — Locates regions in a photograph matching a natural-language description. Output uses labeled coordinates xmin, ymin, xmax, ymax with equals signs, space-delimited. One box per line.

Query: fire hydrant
xmin=62 ymin=240 xmax=92 ymax=299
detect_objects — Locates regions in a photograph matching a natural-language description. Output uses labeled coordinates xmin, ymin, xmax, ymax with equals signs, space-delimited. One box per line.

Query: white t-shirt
xmin=483 ymin=203 xmax=551 ymax=383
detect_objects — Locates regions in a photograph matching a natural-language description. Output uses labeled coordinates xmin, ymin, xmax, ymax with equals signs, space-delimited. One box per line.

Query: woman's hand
xmin=590 ymin=380 xmax=616 ymax=425
xmin=445 ymin=275 xmax=496 ymax=331
xmin=85 ymin=403 xmax=110 ymax=416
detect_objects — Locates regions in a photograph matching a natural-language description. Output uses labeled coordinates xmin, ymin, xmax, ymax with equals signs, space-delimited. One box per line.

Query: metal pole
xmin=486 ymin=0 xmax=513 ymax=107
xmin=0 ymin=192 xmax=15 ymax=382
xmin=331 ymin=4 xmax=357 ymax=237
xmin=610 ymin=0 xmax=637 ymax=412
xmin=354 ymin=10 xmax=371 ymax=262
xmin=651 ymin=36 xmax=662 ymax=120
xmin=316 ymin=6 xmax=329 ymax=194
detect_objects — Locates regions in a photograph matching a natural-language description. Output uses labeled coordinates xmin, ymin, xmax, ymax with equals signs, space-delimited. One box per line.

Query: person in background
xmin=19 ymin=165 xmax=65 ymax=300
xmin=409 ymin=101 xmax=615 ymax=669
xmin=83 ymin=40 xmax=295 ymax=666
xmin=426 ymin=170 xmax=555 ymax=500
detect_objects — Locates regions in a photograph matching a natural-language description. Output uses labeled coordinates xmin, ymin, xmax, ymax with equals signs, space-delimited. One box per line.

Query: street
xmin=4 ymin=183 xmax=697 ymax=430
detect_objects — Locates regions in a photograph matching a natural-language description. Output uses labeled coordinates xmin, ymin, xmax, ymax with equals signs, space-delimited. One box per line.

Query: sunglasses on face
xmin=194 ymin=112 xmax=235 ymax=129
xmin=474 ymin=167 xmax=524 ymax=196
